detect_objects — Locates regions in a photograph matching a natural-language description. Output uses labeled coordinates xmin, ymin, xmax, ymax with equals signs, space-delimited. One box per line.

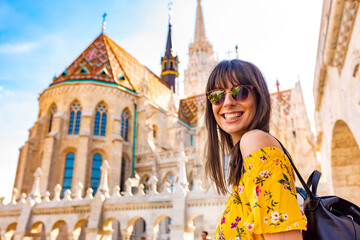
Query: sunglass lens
xmin=232 ymin=86 xmax=249 ymax=101
xmin=209 ymin=91 xmax=225 ymax=105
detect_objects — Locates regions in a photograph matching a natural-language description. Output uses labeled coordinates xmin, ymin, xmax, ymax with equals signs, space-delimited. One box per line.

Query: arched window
xmin=62 ymin=153 xmax=75 ymax=197
xmin=68 ymin=102 xmax=81 ymax=135
xmin=169 ymin=174 xmax=175 ymax=192
xmin=91 ymin=153 xmax=102 ymax=194
xmin=120 ymin=158 xmax=127 ymax=192
xmin=140 ymin=175 xmax=150 ymax=194
xmin=152 ymin=125 xmax=158 ymax=139
xmin=121 ymin=110 xmax=130 ymax=141
xmin=48 ymin=105 xmax=57 ymax=133
xmin=164 ymin=172 xmax=175 ymax=193
xmin=94 ymin=104 xmax=107 ymax=136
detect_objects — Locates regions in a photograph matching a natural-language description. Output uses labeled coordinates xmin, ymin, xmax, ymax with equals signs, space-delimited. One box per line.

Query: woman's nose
xmin=223 ymin=92 xmax=236 ymax=107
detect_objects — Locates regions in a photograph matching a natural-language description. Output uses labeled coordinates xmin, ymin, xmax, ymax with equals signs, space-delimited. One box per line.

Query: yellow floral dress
xmin=215 ymin=147 xmax=307 ymax=240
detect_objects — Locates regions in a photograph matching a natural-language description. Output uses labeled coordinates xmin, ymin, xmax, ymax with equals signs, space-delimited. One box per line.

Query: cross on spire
xmin=101 ymin=13 xmax=107 ymax=33
xmin=168 ymin=1 xmax=173 ymax=25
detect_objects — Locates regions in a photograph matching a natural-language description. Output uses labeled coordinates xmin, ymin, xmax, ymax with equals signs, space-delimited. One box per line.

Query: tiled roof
xmin=51 ymin=33 xmax=172 ymax=110
xmin=178 ymin=94 xmax=206 ymax=127
xmin=270 ymin=89 xmax=292 ymax=115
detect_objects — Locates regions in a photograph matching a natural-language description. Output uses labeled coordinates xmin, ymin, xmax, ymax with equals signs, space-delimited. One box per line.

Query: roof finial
xmin=168 ymin=1 xmax=173 ymax=25
xmin=276 ymin=79 xmax=281 ymax=98
xmin=101 ymin=13 xmax=107 ymax=33
xmin=235 ymin=45 xmax=239 ymax=59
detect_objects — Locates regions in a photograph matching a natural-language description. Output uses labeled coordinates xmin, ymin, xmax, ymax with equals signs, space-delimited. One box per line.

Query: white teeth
xmin=224 ymin=113 xmax=242 ymax=119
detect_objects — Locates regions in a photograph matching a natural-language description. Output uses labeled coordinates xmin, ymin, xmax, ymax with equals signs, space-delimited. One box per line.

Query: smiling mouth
xmin=222 ymin=112 xmax=244 ymax=120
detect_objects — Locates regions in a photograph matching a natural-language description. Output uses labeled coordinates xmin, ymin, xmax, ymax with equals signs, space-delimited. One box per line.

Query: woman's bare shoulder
xmin=239 ymin=130 xmax=282 ymax=158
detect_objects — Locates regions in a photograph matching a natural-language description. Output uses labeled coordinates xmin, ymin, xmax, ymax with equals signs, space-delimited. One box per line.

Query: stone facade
xmin=0 ymin=0 xmax=322 ymax=239
xmin=313 ymin=0 xmax=360 ymax=205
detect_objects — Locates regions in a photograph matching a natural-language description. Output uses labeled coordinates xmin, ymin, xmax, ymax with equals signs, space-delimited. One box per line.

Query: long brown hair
xmin=205 ymin=59 xmax=271 ymax=194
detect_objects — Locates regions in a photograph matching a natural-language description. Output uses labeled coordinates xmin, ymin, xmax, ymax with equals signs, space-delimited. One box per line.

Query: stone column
xmin=110 ymin=114 xmax=123 ymax=190
xmin=169 ymin=192 xmax=188 ymax=240
xmin=39 ymin=112 xmax=62 ymax=194
xmin=146 ymin=224 xmax=156 ymax=240
xmin=84 ymin=228 xmax=98 ymax=240
xmin=72 ymin=110 xmax=92 ymax=194
xmin=120 ymin=229 xmax=128 ymax=240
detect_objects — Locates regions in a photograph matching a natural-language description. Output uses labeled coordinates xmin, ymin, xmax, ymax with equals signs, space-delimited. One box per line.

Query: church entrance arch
xmin=30 ymin=221 xmax=45 ymax=240
xmin=51 ymin=220 xmax=68 ymax=240
xmin=186 ymin=214 xmax=204 ymax=240
xmin=154 ymin=215 xmax=171 ymax=240
xmin=73 ymin=219 xmax=88 ymax=240
xmin=102 ymin=217 xmax=122 ymax=240
xmin=5 ymin=222 xmax=17 ymax=240
xmin=331 ymin=120 xmax=360 ymax=205
xmin=128 ymin=217 xmax=146 ymax=240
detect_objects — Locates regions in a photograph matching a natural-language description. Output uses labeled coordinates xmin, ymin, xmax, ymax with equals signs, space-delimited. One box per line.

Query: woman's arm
xmin=263 ymin=230 xmax=303 ymax=240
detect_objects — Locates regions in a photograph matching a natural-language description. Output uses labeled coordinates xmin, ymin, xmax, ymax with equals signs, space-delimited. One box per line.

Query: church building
xmin=0 ymin=0 xmax=319 ymax=239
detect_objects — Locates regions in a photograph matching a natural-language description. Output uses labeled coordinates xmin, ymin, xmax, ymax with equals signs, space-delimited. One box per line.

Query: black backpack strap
xmin=306 ymin=170 xmax=321 ymax=196
xmin=272 ymin=136 xmax=315 ymax=199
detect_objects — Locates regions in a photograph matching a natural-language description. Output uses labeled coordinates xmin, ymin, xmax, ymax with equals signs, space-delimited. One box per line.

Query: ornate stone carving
xmin=53 ymin=184 xmax=62 ymax=201
xmin=63 ymin=190 xmax=72 ymax=201
xmin=74 ymin=182 xmax=84 ymax=200
xmin=110 ymin=186 xmax=121 ymax=199
xmin=29 ymin=168 xmax=42 ymax=203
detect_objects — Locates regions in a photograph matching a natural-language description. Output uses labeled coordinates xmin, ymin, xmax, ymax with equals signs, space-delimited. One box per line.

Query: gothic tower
xmin=184 ymin=0 xmax=217 ymax=97
xmin=161 ymin=2 xmax=179 ymax=93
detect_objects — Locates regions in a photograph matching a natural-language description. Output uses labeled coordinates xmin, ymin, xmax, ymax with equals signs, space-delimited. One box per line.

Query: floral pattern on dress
xmin=215 ymin=147 xmax=307 ymax=240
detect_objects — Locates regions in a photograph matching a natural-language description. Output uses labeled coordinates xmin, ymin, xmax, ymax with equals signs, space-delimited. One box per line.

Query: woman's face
xmin=212 ymin=81 xmax=257 ymax=143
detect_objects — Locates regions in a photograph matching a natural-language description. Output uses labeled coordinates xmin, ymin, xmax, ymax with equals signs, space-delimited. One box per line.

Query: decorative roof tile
xmin=270 ymin=89 xmax=292 ymax=116
xmin=178 ymin=94 xmax=206 ymax=126
xmin=51 ymin=33 xmax=172 ymax=111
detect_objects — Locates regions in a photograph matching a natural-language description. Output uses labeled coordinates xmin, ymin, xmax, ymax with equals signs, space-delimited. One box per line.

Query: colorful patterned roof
xmin=270 ymin=89 xmax=292 ymax=116
xmin=178 ymin=94 xmax=206 ymax=126
xmin=52 ymin=33 xmax=172 ymax=110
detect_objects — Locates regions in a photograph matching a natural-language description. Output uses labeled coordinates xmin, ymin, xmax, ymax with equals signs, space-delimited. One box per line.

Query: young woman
xmin=205 ymin=59 xmax=307 ymax=240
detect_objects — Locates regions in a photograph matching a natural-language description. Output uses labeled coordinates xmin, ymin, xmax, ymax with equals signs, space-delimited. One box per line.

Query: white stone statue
xmin=96 ymin=160 xmax=110 ymax=198
xmin=63 ymin=190 xmax=72 ymax=201
xmin=74 ymin=182 xmax=84 ymax=200
xmin=85 ymin=188 xmax=94 ymax=200
xmin=110 ymin=186 xmax=121 ymax=199
xmin=29 ymin=168 xmax=42 ymax=203
xmin=53 ymin=184 xmax=62 ymax=201
xmin=10 ymin=188 xmax=18 ymax=205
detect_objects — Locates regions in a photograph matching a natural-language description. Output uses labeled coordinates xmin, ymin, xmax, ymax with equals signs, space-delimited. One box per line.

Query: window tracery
xmin=91 ymin=153 xmax=102 ymax=194
xmin=121 ymin=110 xmax=130 ymax=141
xmin=62 ymin=152 xmax=74 ymax=197
xmin=68 ymin=102 xmax=81 ymax=135
xmin=94 ymin=104 xmax=107 ymax=136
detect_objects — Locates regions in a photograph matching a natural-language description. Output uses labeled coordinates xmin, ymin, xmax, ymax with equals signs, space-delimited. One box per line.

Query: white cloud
xmin=0 ymin=85 xmax=14 ymax=99
xmin=0 ymin=42 xmax=38 ymax=54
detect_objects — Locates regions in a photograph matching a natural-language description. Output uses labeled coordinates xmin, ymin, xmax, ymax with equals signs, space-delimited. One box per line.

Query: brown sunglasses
xmin=206 ymin=85 xmax=254 ymax=105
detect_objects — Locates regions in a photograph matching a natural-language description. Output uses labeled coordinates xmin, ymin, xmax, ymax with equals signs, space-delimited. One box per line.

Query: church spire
xmin=183 ymin=0 xmax=216 ymax=97
xmin=194 ymin=0 xmax=206 ymax=42
xmin=165 ymin=1 xmax=174 ymax=57
xmin=161 ymin=1 xmax=179 ymax=93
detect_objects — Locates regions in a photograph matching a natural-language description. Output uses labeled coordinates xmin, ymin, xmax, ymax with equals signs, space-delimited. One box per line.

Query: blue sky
xmin=0 ymin=0 xmax=322 ymax=200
